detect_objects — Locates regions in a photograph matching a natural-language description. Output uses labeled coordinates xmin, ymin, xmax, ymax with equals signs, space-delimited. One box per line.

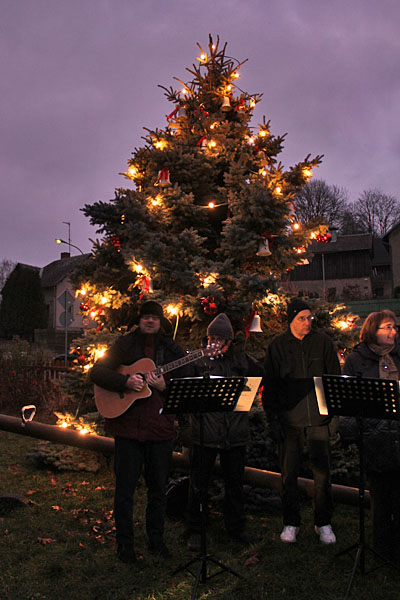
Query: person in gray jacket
xmin=186 ymin=313 xmax=264 ymax=551
xmin=263 ymin=298 xmax=341 ymax=545
xmin=339 ymin=309 xmax=400 ymax=563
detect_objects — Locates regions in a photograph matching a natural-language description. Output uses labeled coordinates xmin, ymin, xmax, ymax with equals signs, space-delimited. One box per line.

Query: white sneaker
xmin=280 ymin=525 xmax=299 ymax=543
xmin=315 ymin=524 xmax=336 ymax=545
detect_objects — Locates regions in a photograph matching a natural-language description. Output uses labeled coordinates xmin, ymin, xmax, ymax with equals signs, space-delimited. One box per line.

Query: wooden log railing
xmin=0 ymin=411 xmax=369 ymax=508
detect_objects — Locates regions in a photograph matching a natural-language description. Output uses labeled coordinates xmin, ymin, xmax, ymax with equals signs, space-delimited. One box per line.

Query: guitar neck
xmin=153 ymin=349 xmax=205 ymax=377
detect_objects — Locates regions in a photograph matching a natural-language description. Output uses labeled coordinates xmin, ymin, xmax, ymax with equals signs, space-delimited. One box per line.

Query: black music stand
xmin=162 ymin=375 xmax=246 ymax=600
xmin=318 ymin=374 xmax=400 ymax=598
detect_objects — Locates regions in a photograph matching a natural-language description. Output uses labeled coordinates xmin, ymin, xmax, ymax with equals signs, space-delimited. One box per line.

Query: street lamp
xmin=55 ymin=238 xmax=84 ymax=255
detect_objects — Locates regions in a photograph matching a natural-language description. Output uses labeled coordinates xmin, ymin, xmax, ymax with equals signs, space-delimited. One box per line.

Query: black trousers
xmin=369 ymin=470 xmax=400 ymax=562
xmin=187 ymin=444 xmax=246 ymax=535
xmin=279 ymin=425 xmax=334 ymax=527
xmin=113 ymin=437 xmax=173 ymax=548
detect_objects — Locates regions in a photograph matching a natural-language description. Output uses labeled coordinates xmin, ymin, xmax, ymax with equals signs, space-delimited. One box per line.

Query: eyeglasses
xmin=377 ymin=325 xmax=398 ymax=332
xmin=296 ymin=316 xmax=314 ymax=322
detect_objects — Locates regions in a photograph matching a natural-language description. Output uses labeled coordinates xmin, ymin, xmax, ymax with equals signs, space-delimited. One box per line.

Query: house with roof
xmin=284 ymin=233 xmax=392 ymax=302
xmin=35 ymin=252 xmax=92 ymax=351
xmin=383 ymin=223 xmax=400 ymax=294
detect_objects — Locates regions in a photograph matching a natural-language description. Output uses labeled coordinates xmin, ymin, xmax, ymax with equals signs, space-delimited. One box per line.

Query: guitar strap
xmin=155 ymin=346 xmax=164 ymax=367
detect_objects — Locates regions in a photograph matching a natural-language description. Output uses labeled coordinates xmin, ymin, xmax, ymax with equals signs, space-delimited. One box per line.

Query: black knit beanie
xmin=287 ymin=299 xmax=311 ymax=324
xmin=139 ymin=301 xmax=164 ymax=320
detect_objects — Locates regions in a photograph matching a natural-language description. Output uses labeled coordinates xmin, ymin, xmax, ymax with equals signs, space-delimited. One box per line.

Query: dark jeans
xmin=279 ymin=425 xmax=333 ymax=527
xmin=369 ymin=470 xmax=400 ymax=562
xmin=113 ymin=437 xmax=173 ymax=548
xmin=187 ymin=444 xmax=246 ymax=535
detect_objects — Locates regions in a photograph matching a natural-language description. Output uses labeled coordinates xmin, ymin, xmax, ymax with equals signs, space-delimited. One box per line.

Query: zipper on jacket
xmin=300 ymin=339 xmax=312 ymax=426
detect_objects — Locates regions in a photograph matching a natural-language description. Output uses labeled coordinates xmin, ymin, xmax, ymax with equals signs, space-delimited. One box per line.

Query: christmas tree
xmin=73 ymin=35 xmax=349 ymax=358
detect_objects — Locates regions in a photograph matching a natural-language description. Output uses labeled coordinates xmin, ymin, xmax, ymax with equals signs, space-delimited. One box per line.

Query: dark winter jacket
xmin=339 ymin=341 xmax=400 ymax=472
xmin=90 ymin=328 xmax=185 ymax=441
xmin=262 ymin=329 xmax=341 ymax=427
xmin=189 ymin=337 xmax=264 ymax=449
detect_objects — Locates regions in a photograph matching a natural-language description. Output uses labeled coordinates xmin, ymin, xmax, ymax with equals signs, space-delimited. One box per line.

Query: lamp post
xmin=55 ymin=238 xmax=84 ymax=255
xmin=62 ymin=221 xmax=71 ymax=253
xmin=55 ymin=238 xmax=84 ymax=366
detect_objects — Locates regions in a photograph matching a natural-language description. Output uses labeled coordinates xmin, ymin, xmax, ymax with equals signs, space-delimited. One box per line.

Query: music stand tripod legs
xmin=172 ymin=411 xmax=241 ymax=600
xmin=164 ymin=375 xmax=245 ymax=600
xmin=318 ymin=375 xmax=400 ymax=599
xmin=335 ymin=416 xmax=399 ymax=599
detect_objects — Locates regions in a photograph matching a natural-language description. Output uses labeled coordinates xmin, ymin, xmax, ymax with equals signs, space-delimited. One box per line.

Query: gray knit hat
xmin=207 ymin=313 xmax=234 ymax=340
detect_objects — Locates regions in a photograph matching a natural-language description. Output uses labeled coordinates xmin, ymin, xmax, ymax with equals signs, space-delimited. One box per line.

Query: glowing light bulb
xmin=292 ymin=222 xmax=301 ymax=231
xmin=128 ymin=165 xmax=137 ymax=177
xmin=250 ymin=98 xmax=256 ymax=108
xmin=208 ymin=201 xmax=215 ymax=209
xmin=166 ymin=304 xmax=178 ymax=316
xmin=100 ymin=296 xmax=107 ymax=305
xmin=275 ymin=186 xmax=282 ymax=195
xmin=226 ymin=84 xmax=232 ymax=92
xmin=303 ymin=167 xmax=313 ymax=178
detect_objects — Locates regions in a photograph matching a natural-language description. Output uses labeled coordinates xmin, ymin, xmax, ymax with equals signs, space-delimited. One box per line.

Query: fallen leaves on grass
xmin=37 ymin=537 xmax=57 ymax=545
xmin=70 ymin=507 xmax=114 ymax=544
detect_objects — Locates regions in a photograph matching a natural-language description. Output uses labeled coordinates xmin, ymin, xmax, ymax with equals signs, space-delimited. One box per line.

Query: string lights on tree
xmin=73 ymin=34 xmax=351 ymax=355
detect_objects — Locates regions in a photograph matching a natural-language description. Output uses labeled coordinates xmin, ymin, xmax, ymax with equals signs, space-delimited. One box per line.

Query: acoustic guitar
xmin=94 ymin=345 xmax=222 ymax=418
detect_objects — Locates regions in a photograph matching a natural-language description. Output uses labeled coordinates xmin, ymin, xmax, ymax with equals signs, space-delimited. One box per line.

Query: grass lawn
xmin=1 ymin=430 xmax=399 ymax=600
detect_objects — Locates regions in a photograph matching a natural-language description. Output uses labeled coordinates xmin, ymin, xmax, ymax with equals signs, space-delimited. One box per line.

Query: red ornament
xmin=201 ymin=297 xmax=218 ymax=315
xmin=316 ymin=232 xmax=332 ymax=243
xmin=206 ymin=302 xmax=217 ymax=315
xmin=111 ymin=235 xmax=121 ymax=252
xmin=80 ymin=302 xmax=90 ymax=312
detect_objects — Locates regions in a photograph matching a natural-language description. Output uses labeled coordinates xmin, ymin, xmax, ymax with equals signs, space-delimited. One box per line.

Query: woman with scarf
xmin=340 ymin=309 xmax=400 ymax=563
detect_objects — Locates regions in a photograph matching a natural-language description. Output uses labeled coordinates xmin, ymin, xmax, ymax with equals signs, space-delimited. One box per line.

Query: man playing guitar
xmin=91 ymin=300 xmax=186 ymax=564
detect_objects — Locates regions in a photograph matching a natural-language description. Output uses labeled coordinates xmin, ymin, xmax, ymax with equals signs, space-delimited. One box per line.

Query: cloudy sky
xmin=1 ymin=0 xmax=399 ymax=268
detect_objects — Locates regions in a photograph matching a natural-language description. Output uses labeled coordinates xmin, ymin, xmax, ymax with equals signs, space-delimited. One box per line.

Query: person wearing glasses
xmin=262 ymin=298 xmax=341 ymax=545
xmin=340 ymin=310 xmax=400 ymax=563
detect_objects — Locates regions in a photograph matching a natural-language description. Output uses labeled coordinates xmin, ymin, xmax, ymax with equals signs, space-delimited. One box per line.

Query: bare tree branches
xmin=295 ymin=181 xmax=400 ymax=237
xmin=349 ymin=189 xmax=400 ymax=236
xmin=294 ymin=179 xmax=349 ymax=228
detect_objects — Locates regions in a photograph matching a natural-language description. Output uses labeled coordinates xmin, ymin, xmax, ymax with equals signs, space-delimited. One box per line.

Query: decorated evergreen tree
xmin=73 ymin=35 xmax=354 ymax=360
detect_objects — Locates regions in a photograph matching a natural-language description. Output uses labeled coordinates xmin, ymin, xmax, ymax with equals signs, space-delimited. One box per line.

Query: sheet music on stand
xmin=162 ymin=376 xmax=246 ymax=415
xmin=314 ymin=374 xmax=400 ymax=420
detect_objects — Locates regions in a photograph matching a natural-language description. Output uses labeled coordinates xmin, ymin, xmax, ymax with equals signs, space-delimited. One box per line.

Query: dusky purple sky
xmin=1 ymin=0 xmax=400 ymax=268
